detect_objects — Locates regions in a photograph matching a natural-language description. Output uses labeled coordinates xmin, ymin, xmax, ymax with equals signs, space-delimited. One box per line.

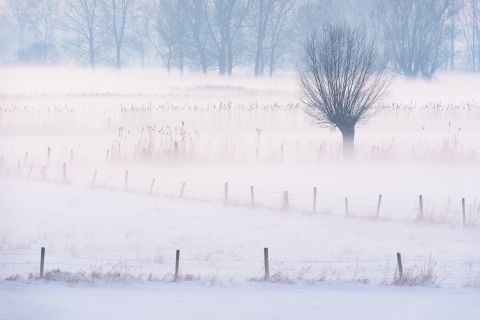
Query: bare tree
xmin=475 ymin=0 xmax=480 ymax=70
xmin=151 ymin=0 xmax=187 ymax=72
xmin=103 ymin=0 xmax=131 ymax=68
xmin=181 ymin=0 xmax=209 ymax=73
xmin=459 ymin=0 xmax=480 ymax=71
xmin=2 ymin=0 xmax=37 ymax=56
xmin=1 ymin=0 xmax=477 ymax=72
xmin=206 ymin=0 xmax=250 ymax=75
xmin=129 ymin=0 xmax=151 ymax=67
xmin=379 ymin=0 xmax=453 ymax=78
xmin=252 ymin=0 xmax=269 ymax=76
xmin=33 ymin=0 xmax=58 ymax=53
xmin=447 ymin=0 xmax=462 ymax=70
xmin=64 ymin=0 xmax=102 ymax=67
xmin=474 ymin=0 xmax=479 ymax=71
xmin=265 ymin=0 xmax=293 ymax=76
xmin=300 ymin=24 xmax=389 ymax=158
xmin=17 ymin=0 xmax=59 ymax=62
xmin=251 ymin=0 xmax=293 ymax=76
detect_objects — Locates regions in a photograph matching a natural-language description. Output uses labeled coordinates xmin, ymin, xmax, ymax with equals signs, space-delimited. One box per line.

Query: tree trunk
xmin=254 ymin=0 xmax=266 ymax=76
xmin=200 ymin=50 xmax=208 ymax=73
xmin=254 ymin=41 xmax=263 ymax=76
xmin=167 ymin=46 xmax=172 ymax=73
xmin=89 ymin=38 xmax=95 ymax=68
xmin=116 ymin=46 xmax=121 ymax=69
xmin=473 ymin=0 xmax=477 ymax=71
xmin=192 ymin=27 xmax=206 ymax=72
xmin=179 ymin=45 xmax=184 ymax=74
xmin=227 ymin=29 xmax=233 ymax=75
xmin=140 ymin=45 xmax=145 ymax=68
xmin=192 ymin=2 xmax=207 ymax=74
xmin=450 ymin=0 xmax=455 ymax=70
xmin=340 ymin=126 xmax=355 ymax=159
xmin=219 ymin=41 xmax=227 ymax=75
xmin=197 ymin=39 xmax=207 ymax=73
xmin=269 ymin=45 xmax=276 ymax=76
xmin=18 ymin=20 xmax=24 ymax=54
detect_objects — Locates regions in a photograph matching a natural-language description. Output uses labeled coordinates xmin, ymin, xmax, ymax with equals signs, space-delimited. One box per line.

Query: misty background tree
xmin=300 ymin=24 xmax=390 ymax=158
xmin=0 ymin=0 xmax=480 ymax=75
xmin=63 ymin=0 xmax=103 ymax=68
xmin=151 ymin=0 xmax=187 ymax=73
xmin=104 ymin=0 xmax=132 ymax=69
xmin=206 ymin=0 xmax=250 ymax=75
xmin=251 ymin=0 xmax=293 ymax=76
xmin=378 ymin=0 xmax=455 ymax=78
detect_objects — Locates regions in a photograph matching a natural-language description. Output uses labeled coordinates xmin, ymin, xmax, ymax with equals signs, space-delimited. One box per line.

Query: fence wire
xmin=1 ymin=250 xmax=479 ymax=286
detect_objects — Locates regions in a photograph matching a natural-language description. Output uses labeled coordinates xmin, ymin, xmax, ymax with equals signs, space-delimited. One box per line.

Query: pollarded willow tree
xmin=300 ymin=24 xmax=390 ymax=158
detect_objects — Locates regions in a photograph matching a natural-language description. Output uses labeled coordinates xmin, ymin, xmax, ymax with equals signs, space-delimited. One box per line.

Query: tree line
xmin=1 ymin=0 xmax=479 ymax=78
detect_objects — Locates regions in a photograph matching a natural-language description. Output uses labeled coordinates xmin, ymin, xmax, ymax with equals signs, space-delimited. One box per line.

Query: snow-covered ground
xmin=1 ymin=67 xmax=480 ymax=318
xmin=1 ymin=281 xmax=480 ymax=320
xmin=1 ymin=178 xmax=479 ymax=286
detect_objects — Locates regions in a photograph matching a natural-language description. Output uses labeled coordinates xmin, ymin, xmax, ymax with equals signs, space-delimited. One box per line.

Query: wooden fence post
xmin=40 ymin=247 xmax=45 ymax=278
xmin=418 ymin=195 xmax=424 ymax=221
xmin=345 ymin=197 xmax=349 ymax=217
xmin=250 ymin=185 xmax=255 ymax=208
xmin=264 ymin=247 xmax=270 ymax=281
xmin=28 ymin=164 xmax=33 ymax=179
xmin=62 ymin=162 xmax=67 ymax=183
xmin=174 ymin=141 xmax=179 ymax=154
xmin=224 ymin=182 xmax=229 ymax=205
xmin=174 ymin=249 xmax=180 ymax=281
xmin=313 ymin=186 xmax=317 ymax=213
xmin=124 ymin=170 xmax=128 ymax=191
xmin=282 ymin=191 xmax=289 ymax=210
xmin=180 ymin=182 xmax=185 ymax=198
xmin=91 ymin=169 xmax=97 ymax=187
xmin=396 ymin=252 xmax=403 ymax=280
xmin=41 ymin=166 xmax=46 ymax=181
xmin=376 ymin=194 xmax=382 ymax=219
xmin=149 ymin=178 xmax=156 ymax=195
xmin=462 ymin=197 xmax=466 ymax=226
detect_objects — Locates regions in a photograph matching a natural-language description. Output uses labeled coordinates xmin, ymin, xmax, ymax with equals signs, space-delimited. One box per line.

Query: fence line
xmin=1 ymin=248 xmax=480 ymax=286
xmin=1 ymin=161 xmax=478 ymax=226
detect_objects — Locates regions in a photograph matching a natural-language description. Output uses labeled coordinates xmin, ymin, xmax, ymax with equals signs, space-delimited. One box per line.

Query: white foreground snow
xmin=1 ymin=281 xmax=479 ymax=320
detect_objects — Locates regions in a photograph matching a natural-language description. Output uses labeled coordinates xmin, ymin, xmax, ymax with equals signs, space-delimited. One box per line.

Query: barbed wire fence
xmin=1 ymin=248 xmax=479 ymax=287
xmin=1 ymin=159 xmax=479 ymax=226
xmin=1 ymin=160 xmax=479 ymax=286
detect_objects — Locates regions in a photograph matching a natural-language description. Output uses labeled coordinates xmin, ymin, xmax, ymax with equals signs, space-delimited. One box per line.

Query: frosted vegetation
xmin=0 ymin=68 xmax=479 ymax=287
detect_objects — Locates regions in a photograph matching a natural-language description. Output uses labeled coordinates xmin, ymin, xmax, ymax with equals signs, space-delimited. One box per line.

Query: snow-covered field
xmin=1 ymin=67 xmax=479 ymax=318
xmin=1 ymin=281 xmax=480 ymax=320
xmin=1 ymin=177 xmax=479 ymax=285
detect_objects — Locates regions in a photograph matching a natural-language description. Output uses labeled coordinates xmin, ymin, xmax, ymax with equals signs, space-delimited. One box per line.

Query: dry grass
xmin=393 ymin=258 xmax=438 ymax=286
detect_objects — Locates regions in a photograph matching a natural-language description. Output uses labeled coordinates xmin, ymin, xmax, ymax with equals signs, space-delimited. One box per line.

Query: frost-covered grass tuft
xmin=393 ymin=259 xmax=439 ymax=286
